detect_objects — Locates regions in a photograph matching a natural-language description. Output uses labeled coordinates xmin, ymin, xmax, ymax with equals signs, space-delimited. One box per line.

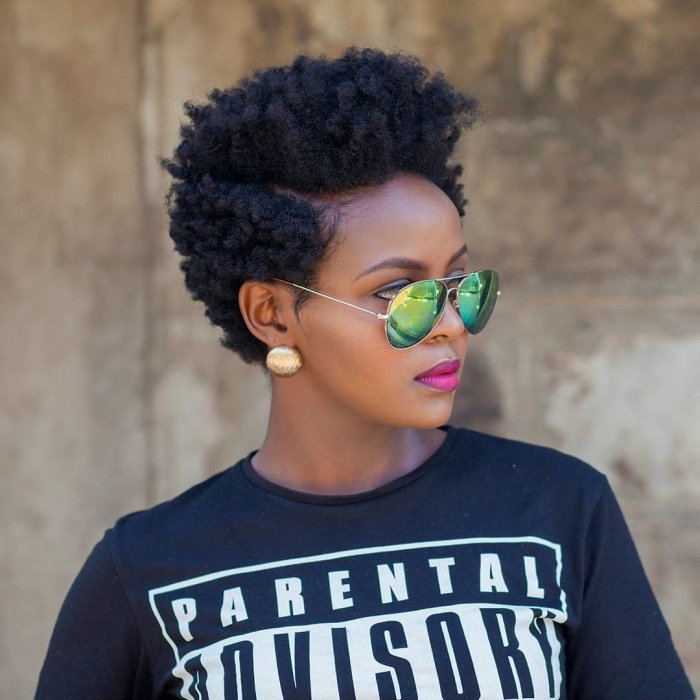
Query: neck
xmin=250 ymin=379 xmax=448 ymax=496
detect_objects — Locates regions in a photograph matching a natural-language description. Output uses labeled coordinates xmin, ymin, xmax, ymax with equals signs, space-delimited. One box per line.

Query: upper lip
xmin=415 ymin=358 xmax=461 ymax=379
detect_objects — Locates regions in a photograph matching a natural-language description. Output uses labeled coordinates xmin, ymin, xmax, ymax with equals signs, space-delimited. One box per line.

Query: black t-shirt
xmin=35 ymin=425 xmax=695 ymax=699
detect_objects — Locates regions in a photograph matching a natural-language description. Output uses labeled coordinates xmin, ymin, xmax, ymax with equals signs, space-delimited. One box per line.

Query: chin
xmin=393 ymin=402 xmax=455 ymax=430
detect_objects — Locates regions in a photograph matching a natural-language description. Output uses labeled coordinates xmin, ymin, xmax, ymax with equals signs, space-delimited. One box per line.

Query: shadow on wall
xmin=452 ymin=349 xmax=504 ymax=436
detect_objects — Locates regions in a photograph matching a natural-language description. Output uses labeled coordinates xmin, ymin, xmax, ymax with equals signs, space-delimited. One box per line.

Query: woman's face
xmin=286 ymin=171 xmax=471 ymax=429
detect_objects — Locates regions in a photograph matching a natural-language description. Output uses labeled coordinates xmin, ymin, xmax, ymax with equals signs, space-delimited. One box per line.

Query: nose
xmin=429 ymin=287 xmax=465 ymax=341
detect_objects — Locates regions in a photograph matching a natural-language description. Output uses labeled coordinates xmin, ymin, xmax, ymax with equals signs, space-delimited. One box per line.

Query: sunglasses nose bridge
xmin=432 ymin=284 xmax=462 ymax=335
xmin=445 ymin=284 xmax=460 ymax=310
xmin=426 ymin=283 xmax=464 ymax=343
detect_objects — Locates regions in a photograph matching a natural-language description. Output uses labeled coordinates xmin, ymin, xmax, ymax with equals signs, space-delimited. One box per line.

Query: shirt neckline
xmin=239 ymin=424 xmax=461 ymax=506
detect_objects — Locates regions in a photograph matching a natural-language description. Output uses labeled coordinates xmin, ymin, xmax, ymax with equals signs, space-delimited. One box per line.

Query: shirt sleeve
xmin=565 ymin=476 xmax=695 ymax=700
xmin=34 ymin=527 xmax=152 ymax=699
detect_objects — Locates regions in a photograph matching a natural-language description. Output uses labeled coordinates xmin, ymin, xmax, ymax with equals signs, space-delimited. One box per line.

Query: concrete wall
xmin=2 ymin=0 xmax=698 ymax=695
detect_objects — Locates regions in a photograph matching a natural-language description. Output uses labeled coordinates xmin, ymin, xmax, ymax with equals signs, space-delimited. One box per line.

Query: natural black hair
xmin=159 ymin=45 xmax=484 ymax=367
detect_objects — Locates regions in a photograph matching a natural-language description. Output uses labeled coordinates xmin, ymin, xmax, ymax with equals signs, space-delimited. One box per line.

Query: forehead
xmin=322 ymin=172 xmax=465 ymax=280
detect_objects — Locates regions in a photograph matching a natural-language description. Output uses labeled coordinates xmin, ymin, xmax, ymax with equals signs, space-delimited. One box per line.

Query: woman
xmin=36 ymin=46 xmax=694 ymax=699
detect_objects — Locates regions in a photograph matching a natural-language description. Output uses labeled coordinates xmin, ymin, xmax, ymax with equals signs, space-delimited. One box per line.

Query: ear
xmin=238 ymin=280 xmax=297 ymax=349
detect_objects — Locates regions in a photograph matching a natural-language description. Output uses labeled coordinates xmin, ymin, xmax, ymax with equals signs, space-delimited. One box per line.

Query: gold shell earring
xmin=265 ymin=345 xmax=303 ymax=377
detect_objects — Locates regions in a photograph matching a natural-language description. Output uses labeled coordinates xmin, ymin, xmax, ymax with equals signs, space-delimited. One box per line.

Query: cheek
xmin=296 ymin=309 xmax=464 ymax=428
xmin=301 ymin=309 xmax=411 ymax=392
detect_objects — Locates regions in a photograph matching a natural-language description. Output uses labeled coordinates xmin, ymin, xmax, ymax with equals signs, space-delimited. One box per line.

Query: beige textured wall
xmin=2 ymin=0 xmax=698 ymax=696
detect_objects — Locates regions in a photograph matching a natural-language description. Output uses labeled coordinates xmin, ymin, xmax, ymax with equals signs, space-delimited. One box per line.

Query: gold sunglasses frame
xmin=271 ymin=270 xmax=501 ymax=350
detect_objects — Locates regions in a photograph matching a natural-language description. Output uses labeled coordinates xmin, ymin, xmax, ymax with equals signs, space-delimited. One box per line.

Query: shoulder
xmin=450 ymin=425 xmax=609 ymax=502
xmin=107 ymin=462 xmax=243 ymax=554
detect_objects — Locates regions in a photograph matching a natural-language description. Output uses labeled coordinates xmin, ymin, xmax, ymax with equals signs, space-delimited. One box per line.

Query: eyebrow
xmin=353 ymin=243 xmax=469 ymax=282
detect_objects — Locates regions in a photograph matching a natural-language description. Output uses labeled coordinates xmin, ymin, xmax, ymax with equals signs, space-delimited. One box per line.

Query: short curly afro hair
xmin=160 ymin=45 xmax=484 ymax=367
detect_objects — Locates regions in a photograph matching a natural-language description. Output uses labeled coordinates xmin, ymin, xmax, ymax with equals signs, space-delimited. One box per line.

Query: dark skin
xmin=238 ymin=171 xmax=470 ymax=496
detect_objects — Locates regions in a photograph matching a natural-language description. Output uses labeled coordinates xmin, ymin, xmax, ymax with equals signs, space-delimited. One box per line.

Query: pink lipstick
xmin=415 ymin=359 xmax=461 ymax=392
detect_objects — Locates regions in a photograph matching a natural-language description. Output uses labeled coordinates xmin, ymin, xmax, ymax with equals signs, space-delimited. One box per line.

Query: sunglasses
xmin=271 ymin=269 xmax=500 ymax=349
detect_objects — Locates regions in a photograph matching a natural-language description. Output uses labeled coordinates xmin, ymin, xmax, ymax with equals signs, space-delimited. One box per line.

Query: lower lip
xmin=415 ymin=372 xmax=460 ymax=392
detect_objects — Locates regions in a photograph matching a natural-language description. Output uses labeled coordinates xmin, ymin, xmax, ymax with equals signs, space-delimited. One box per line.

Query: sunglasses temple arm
xmin=274 ymin=279 xmax=388 ymax=319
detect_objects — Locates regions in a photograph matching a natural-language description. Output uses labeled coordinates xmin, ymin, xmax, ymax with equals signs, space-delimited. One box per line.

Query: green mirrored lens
xmin=457 ymin=270 xmax=499 ymax=334
xmin=386 ymin=280 xmax=446 ymax=349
